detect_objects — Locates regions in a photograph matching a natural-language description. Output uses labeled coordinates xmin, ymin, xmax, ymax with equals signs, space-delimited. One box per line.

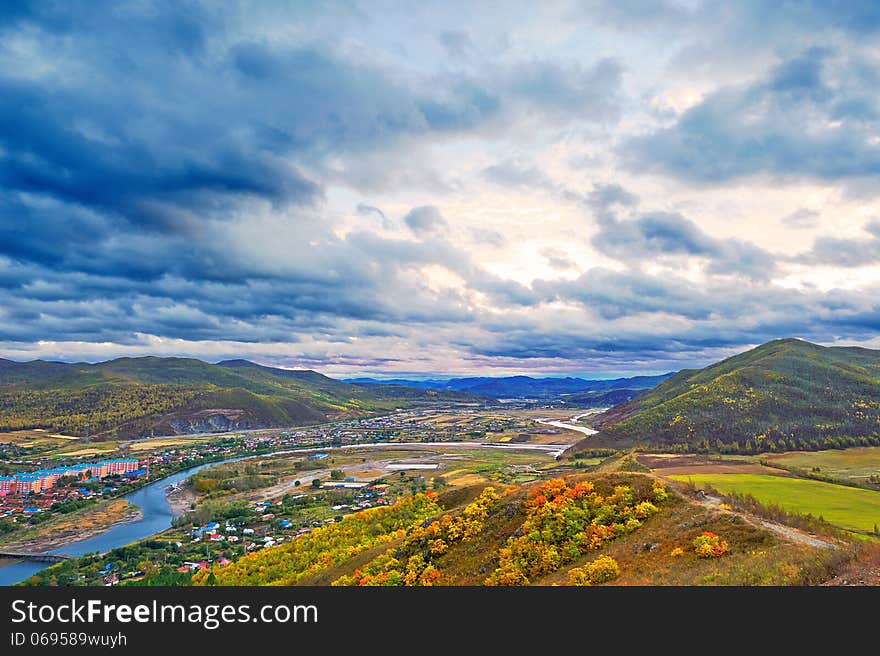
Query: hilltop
xmin=0 ymin=357 xmax=474 ymax=439
xmin=582 ymin=338 xmax=880 ymax=453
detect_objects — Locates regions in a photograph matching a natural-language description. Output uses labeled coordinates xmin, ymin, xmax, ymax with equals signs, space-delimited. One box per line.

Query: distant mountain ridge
xmin=0 ymin=357 xmax=474 ymax=440
xmin=345 ymin=373 xmax=674 ymax=399
xmin=581 ymin=338 xmax=880 ymax=453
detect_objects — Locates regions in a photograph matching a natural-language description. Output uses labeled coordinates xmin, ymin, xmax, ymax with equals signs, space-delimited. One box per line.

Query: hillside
xmin=0 ymin=357 xmax=474 ymax=439
xmin=347 ymin=373 xmax=673 ymax=399
xmin=561 ymin=388 xmax=646 ymax=407
xmin=174 ymin=473 xmax=848 ymax=586
xmin=583 ymin=338 xmax=880 ymax=452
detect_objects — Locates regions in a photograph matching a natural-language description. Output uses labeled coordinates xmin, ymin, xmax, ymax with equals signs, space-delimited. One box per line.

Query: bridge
xmin=0 ymin=551 xmax=71 ymax=563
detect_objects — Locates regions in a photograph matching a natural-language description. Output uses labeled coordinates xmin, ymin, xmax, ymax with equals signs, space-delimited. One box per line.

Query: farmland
xmin=763 ymin=447 xmax=880 ymax=486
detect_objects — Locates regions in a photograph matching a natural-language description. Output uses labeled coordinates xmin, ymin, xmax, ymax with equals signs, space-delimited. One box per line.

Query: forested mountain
xmin=586 ymin=338 xmax=880 ymax=453
xmin=0 ymin=357 xmax=473 ymax=439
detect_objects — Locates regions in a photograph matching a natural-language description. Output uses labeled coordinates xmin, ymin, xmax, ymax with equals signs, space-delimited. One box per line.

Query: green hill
xmin=582 ymin=338 xmax=880 ymax=453
xmin=0 ymin=357 xmax=473 ymax=439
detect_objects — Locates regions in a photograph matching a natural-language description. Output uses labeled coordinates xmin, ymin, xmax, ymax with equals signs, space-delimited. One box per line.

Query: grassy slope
xmin=0 ymin=357 xmax=472 ymax=439
xmin=667 ymin=472 xmax=880 ymax=534
xmin=583 ymin=338 xmax=880 ymax=450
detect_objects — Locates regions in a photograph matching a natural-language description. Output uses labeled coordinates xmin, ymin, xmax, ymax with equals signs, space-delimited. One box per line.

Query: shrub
xmin=693 ymin=531 xmax=729 ymax=557
xmin=586 ymin=555 xmax=620 ymax=583
xmin=567 ymin=556 xmax=620 ymax=585
xmin=670 ymin=547 xmax=684 ymax=557
xmin=652 ymin=479 xmax=668 ymax=502
xmin=567 ymin=567 xmax=590 ymax=586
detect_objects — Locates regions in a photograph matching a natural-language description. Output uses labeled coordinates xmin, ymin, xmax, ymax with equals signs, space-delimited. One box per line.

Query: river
xmin=0 ymin=456 xmax=252 ymax=586
xmin=0 ymin=438 xmax=579 ymax=586
xmin=535 ymin=418 xmax=599 ymax=437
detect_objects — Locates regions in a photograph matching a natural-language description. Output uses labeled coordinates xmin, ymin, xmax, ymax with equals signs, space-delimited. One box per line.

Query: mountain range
xmin=345 ymin=373 xmax=673 ymax=400
xmin=0 ymin=357 xmax=473 ymax=440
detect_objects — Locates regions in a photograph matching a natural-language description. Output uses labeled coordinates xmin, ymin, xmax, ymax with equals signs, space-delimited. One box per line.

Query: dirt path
xmin=688 ymin=488 xmax=837 ymax=550
xmin=757 ymin=520 xmax=835 ymax=549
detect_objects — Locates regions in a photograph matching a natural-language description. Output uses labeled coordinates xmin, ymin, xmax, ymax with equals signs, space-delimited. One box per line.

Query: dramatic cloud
xmin=624 ymin=47 xmax=880 ymax=184
xmin=0 ymin=1 xmax=879 ymax=376
xmin=591 ymin=209 xmax=777 ymax=281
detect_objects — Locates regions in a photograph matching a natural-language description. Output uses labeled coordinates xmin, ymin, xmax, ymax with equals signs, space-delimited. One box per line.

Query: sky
xmin=1 ymin=1 xmax=880 ymax=377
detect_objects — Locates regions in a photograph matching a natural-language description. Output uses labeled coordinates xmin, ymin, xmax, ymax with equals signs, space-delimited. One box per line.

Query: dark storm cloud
xmin=2 ymin=0 xmax=879 ymax=372
xmin=0 ymin=1 xmax=622 ymax=350
xmin=623 ymin=48 xmax=880 ymax=183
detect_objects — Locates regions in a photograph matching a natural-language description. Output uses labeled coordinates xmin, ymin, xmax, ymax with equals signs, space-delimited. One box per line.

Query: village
xmin=0 ymin=407 xmax=555 ymax=556
xmin=0 ymin=458 xmax=143 ymax=521
xmin=34 ymin=473 xmax=406 ymax=586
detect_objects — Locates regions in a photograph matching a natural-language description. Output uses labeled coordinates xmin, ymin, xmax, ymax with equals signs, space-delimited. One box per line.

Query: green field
xmin=668 ymin=473 xmax=880 ymax=534
xmin=764 ymin=447 xmax=880 ymax=483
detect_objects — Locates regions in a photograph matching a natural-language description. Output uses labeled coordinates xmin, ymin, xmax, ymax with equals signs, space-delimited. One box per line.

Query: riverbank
xmin=0 ymin=499 xmax=142 ymax=554
xmin=166 ymin=484 xmax=198 ymax=517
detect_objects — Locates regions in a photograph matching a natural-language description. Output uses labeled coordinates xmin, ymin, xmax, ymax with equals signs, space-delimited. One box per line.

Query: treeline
xmin=656 ymin=432 xmax=880 ymax=455
xmin=0 ymin=383 xmax=202 ymax=437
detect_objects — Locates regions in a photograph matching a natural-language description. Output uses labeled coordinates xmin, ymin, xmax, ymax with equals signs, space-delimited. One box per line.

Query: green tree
xmin=311 ymin=479 xmax=322 ymax=489
xmin=330 ymin=469 xmax=344 ymax=481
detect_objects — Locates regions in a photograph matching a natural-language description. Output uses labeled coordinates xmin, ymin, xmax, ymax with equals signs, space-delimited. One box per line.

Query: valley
xmin=2 ymin=338 xmax=880 ymax=587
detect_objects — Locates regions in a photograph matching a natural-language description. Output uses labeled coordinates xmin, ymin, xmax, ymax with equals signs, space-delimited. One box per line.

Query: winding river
xmin=0 ymin=438 xmax=580 ymax=586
